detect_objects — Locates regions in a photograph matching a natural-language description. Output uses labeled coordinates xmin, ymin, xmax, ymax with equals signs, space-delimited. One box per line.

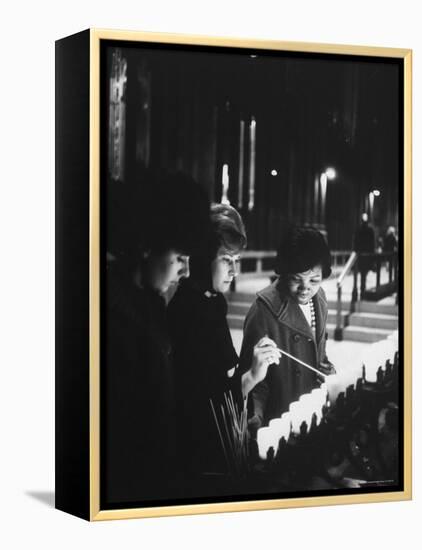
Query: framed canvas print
xmin=55 ymin=29 xmax=412 ymax=521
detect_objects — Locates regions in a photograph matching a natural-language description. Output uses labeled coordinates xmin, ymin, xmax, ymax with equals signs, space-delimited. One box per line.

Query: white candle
xmin=383 ymin=338 xmax=398 ymax=365
xmin=257 ymin=427 xmax=276 ymax=460
xmin=311 ymin=388 xmax=326 ymax=409
xmin=265 ymin=413 xmax=292 ymax=457
xmin=365 ymin=364 xmax=378 ymax=383
xmin=299 ymin=393 xmax=314 ymax=431
xmin=319 ymin=383 xmax=328 ymax=403
xmin=310 ymin=389 xmax=325 ymax=424
xmin=268 ymin=418 xmax=284 ymax=447
xmin=363 ymin=342 xmax=385 ymax=382
xmin=337 ymin=366 xmax=361 ymax=393
xmin=289 ymin=401 xmax=303 ymax=434
xmin=326 ymin=374 xmax=343 ymax=404
xmin=348 ymin=368 xmax=357 ymax=388
xmin=279 ymin=412 xmax=292 ymax=441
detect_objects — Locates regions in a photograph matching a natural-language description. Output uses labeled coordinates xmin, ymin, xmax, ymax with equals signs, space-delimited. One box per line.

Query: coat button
xmin=293 ymin=334 xmax=300 ymax=343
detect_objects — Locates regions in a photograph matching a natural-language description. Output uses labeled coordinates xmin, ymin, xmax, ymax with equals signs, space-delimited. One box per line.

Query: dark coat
xmin=168 ymin=280 xmax=241 ymax=477
xmin=383 ymin=233 xmax=398 ymax=253
xmin=103 ymin=263 xmax=177 ymax=504
xmin=239 ymin=280 xmax=334 ymax=428
xmin=354 ymin=222 xmax=375 ymax=272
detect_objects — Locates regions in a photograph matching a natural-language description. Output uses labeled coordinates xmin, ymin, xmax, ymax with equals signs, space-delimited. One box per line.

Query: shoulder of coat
xmin=256 ymin=280 xmax=287 ymax=318
xmin=315 ymin=286 xmax=328 ymax=305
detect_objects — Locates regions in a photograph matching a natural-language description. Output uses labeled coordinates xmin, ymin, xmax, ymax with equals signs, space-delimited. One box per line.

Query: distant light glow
xmin=271 ymin=169 xmax=278 ymax=176
xmin=325 ymin=167 xmax=336 ymax=180
xmin=373 ymin=189 xmax=381 ymax=197
xmin=238 ymin=120 xmax=245 ymax=208
xmin=369 ymin=192 xmax=374 ymax=213
xmin=248 ymin=117 xmax=256 ymax=211
xmin=221 ymin=164 xmax=230 ymax=205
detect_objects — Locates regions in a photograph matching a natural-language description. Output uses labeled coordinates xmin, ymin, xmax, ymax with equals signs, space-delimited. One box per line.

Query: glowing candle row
xmin=257 ymin=334 xmax=398 ymax=460
xmin=324 ymin=336 xmax=397 ymax=402
xmin=324 ymin=369 xmax=359 ymax=403
xmin=363 ymin=338 xmax=397 ymax=382
xmin=257 ymin=412 xmax=291 ymax=460
xmin=257 ymin=385 xmax=330 ymax=459
xmin=269 ymin=413 xmax=291 ymax=443
xmin=290 ymin=385 xmax=327 ymax=434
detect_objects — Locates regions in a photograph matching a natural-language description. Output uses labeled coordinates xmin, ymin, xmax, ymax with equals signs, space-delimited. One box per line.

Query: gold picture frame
xmin=55 ymin=28 xmax=412 ymax=521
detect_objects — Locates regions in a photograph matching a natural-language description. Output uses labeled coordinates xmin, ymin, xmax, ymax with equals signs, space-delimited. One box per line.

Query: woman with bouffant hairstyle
xmin=168 ymin=204 xmax=279 ymax=486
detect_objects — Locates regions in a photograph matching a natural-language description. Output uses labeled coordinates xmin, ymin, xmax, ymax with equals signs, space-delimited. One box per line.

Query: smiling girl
xmin=239 ymin=226 xmax=336 ymax=429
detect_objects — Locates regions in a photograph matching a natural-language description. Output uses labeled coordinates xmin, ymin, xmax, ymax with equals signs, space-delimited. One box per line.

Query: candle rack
xmin=249 ymin=350 xmax=399 ymax=492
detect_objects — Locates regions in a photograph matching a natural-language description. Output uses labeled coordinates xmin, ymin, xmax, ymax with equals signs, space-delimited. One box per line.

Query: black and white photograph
xmin=4 ymin=0 xmax=421 ymax=545
xmin=100 ymin=38 xmax=405 ymax=511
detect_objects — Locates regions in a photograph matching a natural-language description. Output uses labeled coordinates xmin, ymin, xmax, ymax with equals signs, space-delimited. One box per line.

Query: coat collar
xmin=256 ymin=279 xmax=328 ymax=345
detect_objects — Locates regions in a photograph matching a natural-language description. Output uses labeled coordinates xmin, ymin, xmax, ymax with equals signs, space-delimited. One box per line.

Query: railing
xmin=229 ymin=251 xmax=276 ymax=291
xmin=331 ymin=250 xmax=353 ymax=273
xmin=233 ymin=251 xmax=398 ymax=327
xmin=237 ymin=250 xmax=277 ymax=276
xmin=334 ymin=251 xmax=398 ymax=340
xmin=233 ymin=250 xmax=363 ymax=293
xmin=357 ymin=252 xmax=398 ymax=298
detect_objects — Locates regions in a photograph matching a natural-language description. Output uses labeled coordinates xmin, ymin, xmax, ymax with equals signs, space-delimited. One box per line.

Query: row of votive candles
xmin=257 ymin=331 xmax=398 ymax=460
xmin=363 ymin=330 xmax=398 ymax=382
xmin=323 ymin=330 xmax=398 ymax=403
xmin=257 ymin=384 xmax=328 ymax=459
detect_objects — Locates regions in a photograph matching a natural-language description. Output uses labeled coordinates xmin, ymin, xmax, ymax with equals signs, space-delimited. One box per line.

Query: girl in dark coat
xmin=103 ymin=174 xmax=211 ymax=505
xmin=239 ymin=227 xmax=336 ymax=430
xmin=168 ymin=204 xmax=279 ymax=485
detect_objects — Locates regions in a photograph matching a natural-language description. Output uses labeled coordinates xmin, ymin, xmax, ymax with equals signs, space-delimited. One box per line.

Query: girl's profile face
xmin=287 ymin=265 xmax=323 ymax=305
xmin=211 ymin=247 xmax=240 ymax=293
xmin=146 ymin=250 xmax=190 ymax=294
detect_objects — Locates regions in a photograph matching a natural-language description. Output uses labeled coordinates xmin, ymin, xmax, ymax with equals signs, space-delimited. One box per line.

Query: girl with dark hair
xmin=103 ymin=173 xmax=212 ymax=504
xmin=239 ymin=226 xmax=336 ymax=430
xmin=168 ymin=204 xmax=280 ymax=485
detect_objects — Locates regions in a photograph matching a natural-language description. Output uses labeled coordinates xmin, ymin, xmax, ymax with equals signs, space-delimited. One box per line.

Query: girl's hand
xmin=250 ymin=336 xmax=281 ymax=384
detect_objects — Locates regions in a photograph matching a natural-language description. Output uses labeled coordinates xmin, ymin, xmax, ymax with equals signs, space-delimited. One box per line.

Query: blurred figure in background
xmin=383 ymin=226 xmax=398 ymax=253
xmin=353 ymin=212 xmax=375 ymax=298
xmin=383 ymin=225 xmax=398 ymax=281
